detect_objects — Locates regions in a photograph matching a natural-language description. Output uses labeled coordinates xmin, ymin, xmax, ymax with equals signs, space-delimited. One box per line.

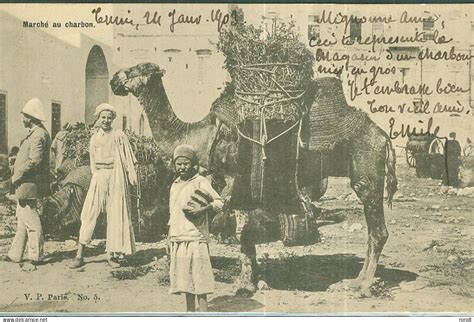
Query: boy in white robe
xmin=168 ymin=144 xmax=223 ymax=312
xmin=71 ymin=103 xmax=138 ymax=269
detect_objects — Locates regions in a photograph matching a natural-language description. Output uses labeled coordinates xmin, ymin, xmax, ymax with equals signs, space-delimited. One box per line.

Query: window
xmin=164 ymin=49 xmax=181 ymax=64
xmin=308 ymin=15 xmax=320 ymax=40
xmin=423 ymin=18 xmax=434 ymax=30
xmin=350 ymin=18 xmax=362 ymax=42
xmin=263 ymin=12 xmax=279 ymax=37
xmin=399 ymin=67 xmax=409 ymax=85
xmin=196 ymin=49 xmax=212 ymax=56
xmin=413 ymin=98 xmax=423 ymax=110
xmin=372 ymin=22 xmax=384 ymax=36
xmin=308 ymin=25 xmax=320 ymax=41
xmin=51 ymin=102 xmax=61 ymax=140
xmin=0 ymin=93 xmax=7 ymax=154
xmin=196 ymin=50 xmax=212 ymax=84
xmin=423 ymin=17 xmax=435 ymax=41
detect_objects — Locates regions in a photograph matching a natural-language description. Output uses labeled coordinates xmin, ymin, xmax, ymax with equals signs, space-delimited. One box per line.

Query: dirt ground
xmin=0 ymin=161 xmax=472 ymax=314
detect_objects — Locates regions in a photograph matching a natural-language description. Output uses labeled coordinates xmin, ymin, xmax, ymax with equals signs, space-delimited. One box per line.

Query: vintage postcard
xmin=0 ymin=2 xmax=472 ymax=316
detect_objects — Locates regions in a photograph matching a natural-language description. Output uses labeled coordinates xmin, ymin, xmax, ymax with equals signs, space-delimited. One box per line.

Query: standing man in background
xmin=51 ymin=122 xmax=72 ymax=173
xmin=463 ymin=138 xmax=473 ymax=157
xmin=444 ymin=132 xmax=462 ymax=187
xmin=1 ymin=98 xmax=51 ymax=270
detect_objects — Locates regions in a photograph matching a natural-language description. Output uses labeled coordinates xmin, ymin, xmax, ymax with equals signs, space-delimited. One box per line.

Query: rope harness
xmin=233 ymin=63 xmax=313 ymax=242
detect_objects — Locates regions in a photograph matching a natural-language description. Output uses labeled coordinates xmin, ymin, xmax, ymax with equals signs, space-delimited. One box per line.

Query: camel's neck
xmin=138 ymin=74 xmax=188 ymax=134
xmin=135 ymin=73 xmax=212 ymax=158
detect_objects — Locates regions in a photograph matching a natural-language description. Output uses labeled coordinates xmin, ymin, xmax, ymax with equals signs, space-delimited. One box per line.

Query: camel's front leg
xmin=235 ymin=211 xmax=257 ymax=297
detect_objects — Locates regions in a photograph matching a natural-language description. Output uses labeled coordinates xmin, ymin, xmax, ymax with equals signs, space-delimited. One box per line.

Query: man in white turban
xmin=70 ymin=103 xmax=138 ymax=269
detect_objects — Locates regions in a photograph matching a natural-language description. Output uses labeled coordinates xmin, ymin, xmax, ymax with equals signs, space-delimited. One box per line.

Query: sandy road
xmin=0 ymin=163 xmax=472 ymax=313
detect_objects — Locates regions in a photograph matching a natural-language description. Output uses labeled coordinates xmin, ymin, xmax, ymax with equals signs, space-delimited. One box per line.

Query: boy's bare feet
xmin=0 ymin=255 xmax=15 ymax=262
xmin=70 ymin=257 xmax=84 ymax=269
xmin=21 ymin=261 xmax=37 ymax=271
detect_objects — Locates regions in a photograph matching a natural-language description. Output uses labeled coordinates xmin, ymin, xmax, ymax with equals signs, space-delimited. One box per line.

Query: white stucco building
xmin=0 ymin=7 xmax=122 ymax=153
xmin=1 ymin=4 xmax=472 ymax=154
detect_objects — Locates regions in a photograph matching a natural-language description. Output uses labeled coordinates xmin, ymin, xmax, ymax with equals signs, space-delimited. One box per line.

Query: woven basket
xmin=278 ymin=213 xmax=320 ymax=246
xmin=232 ymin=63 xmax=310 ymax=122
xmin=308 ymin=77 xmax=369 ymax=151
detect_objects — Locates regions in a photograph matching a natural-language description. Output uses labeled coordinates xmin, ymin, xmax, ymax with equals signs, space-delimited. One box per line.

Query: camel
xmin=110 ymin=63 xmax=398 ymax=297
xmin=110 ymin=63 xmax=229 ymax=175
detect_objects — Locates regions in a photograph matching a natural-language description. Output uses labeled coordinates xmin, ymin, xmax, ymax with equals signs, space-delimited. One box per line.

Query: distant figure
xmin=70 ymin=103 xmax=138 ymax=269
xmin=464 ymin=138 xmax=473 ymax=156
xmin=168 ymin=144 xmax=223 ymax=312
xmin=1 ymin=98 xmax=51 ymax=270
xmin=7 ymin=146 xmax=19 ymax=195
xmin=51 ymin=122 xmax=72 ymax=172
xmin=444 ymin=132 xmax=462 ymax=187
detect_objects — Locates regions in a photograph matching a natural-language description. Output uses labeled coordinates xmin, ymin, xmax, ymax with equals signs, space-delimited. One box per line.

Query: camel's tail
xmin=385 ymin=138 xmax=398 ymax=209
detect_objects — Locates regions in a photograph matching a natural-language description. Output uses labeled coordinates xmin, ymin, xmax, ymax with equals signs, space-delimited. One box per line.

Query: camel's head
xmin=110 ymin=62 xmax=165 ymax=97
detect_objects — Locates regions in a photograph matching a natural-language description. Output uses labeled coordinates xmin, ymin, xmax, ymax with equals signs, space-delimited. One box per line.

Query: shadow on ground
xmin=257 ymin=253 xmax=418 ymax=292
xmin=211 ymin=256 xmax=241 ymax=284
xmin=44 ymin=246 xmax=167 ymax=267
xmin=124 ymin=247 xmax=167 ymax=267
xmin=44 ymin=246 xmax=106 ymax=264
xmin=208 ymin=295 xmax=264 ymax=312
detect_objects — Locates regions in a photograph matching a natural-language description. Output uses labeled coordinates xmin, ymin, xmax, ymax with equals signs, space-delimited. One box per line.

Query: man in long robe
xmin=444 ymin=132 xmax=462 ymax=187
xmin=50 ymin=123 xmax=72 ymax=173
xmin=70 ymin=103 xmax=138 ymax=269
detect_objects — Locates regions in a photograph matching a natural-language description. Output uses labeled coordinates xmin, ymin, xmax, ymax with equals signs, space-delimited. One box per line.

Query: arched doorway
xmin=85 ymin=45 xmax=109 ymax=126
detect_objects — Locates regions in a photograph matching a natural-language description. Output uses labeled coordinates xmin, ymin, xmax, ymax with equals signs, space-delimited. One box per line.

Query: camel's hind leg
xmin=235 ymin=211 xmax=257 ymax=296
xmin=330 ymin=124 xmax=390 ymax=296
xmin=345 ymin=131 xmax=389 ymax=295
xmin=328 ymin=171 xmax=388 ymax=296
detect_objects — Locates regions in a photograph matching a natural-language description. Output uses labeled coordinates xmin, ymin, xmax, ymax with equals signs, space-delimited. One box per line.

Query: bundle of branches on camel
xmin=216 ymin=19 xmax=314 ymax=123
xmin=215 ymin=17 xmax=319 ymax=247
